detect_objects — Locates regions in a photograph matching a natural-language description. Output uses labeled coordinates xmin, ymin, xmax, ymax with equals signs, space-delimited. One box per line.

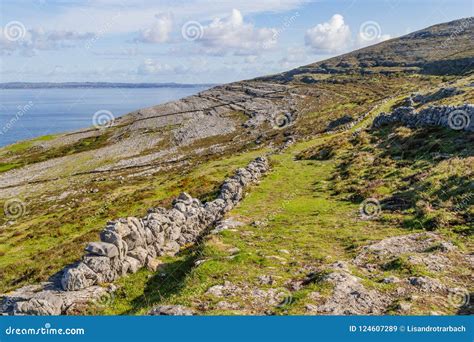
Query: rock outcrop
xmin=0 ymin=157 xmax=269 ymax=315
xmin=372 ymin=104 xmax=473 ymax=131
xmin=316 ymin=261 xmax=389 ymax=315
xmin=410 ymin=87 xmax=464 ymax=105
xmin=312 ymin=232 xmax=473 ymax=315
xmin=148 ymin=305 xmax=194 ymax=316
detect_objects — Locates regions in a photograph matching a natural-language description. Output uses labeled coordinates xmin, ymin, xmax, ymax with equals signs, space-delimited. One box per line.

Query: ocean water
xmin=0 ymin=87 xmax=210 ymax=147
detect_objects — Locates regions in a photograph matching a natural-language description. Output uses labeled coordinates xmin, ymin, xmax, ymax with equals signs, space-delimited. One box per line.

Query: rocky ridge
xmin=372 ymin=104 xmax=473 ymax=131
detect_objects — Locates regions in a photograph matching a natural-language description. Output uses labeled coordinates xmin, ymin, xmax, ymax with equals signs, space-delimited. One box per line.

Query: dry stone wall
xmin=1 ymin=157 xmax=269 ymax=315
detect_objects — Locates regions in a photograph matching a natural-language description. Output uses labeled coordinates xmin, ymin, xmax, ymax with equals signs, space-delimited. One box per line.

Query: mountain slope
xmin=0 ymin=18 xmax=473 ymax=315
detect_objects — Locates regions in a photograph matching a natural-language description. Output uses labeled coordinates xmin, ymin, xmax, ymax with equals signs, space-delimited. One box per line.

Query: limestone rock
xmin=127 ymin=247 xmax=148 ymax=265
xmin=148 ymin=305 xmax=194 ymax=316
xmin=408 ymin=276 xmax=445 ymax=292
xmin=100 ymin=230 xmax=128 ymax=259
xmin=61 ymin=263 xmax=99 ymax=291
xmin=317 ymin=262 xmax=389 ymax=315
xmin=372 ymin=104 xmax=473 ymax=132
xmin=82 ymin=255 xmax=118 ymax=283
xmin=146 ymin=257 xmax=164 ymax=272
xmin=211 ymin=218 xmax=244 ymax=234
xmin=124 ymin=256 xmax=142 ymax=274
xmin=85 ymin=242 xmax=119 ymax=258
xmin=13 ymin=293 xmax=63 ymax=316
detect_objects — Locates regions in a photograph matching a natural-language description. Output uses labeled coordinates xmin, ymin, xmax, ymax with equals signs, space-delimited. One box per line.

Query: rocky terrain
xmin=0 ymin=17 xmax=472 ymax=316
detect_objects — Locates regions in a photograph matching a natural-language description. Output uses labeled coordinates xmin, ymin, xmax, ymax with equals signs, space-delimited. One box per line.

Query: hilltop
xmin=0 ymin=18 xmax=472 ymax=316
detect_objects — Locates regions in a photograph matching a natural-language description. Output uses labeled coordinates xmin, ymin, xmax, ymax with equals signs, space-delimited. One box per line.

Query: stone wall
xmin=1 ymin=156 xmax=269 ymax=315
xmin=372 ymin=104 xmax=473 ymax=131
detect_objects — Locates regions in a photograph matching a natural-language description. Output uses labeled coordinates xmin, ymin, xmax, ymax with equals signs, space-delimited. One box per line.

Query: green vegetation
xmin=0 ymin=18 xmax=472 ymax=315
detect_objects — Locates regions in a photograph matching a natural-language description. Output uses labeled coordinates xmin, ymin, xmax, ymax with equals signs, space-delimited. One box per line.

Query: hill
xmin=0 ymin=18 xmax=472 ymax=316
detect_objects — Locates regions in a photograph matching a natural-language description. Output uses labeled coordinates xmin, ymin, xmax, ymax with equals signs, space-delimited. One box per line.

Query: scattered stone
xmin=206 ymin=281 xmax=238 ymax=297
xmin=354 ymin=232 xmax=442 ymax=266
xmin=148 ymin=305 xmax=194 ymax=316
xmin=257 ymin=275 xmax=275 ymax=285
xmin=286 ymin=279 xmax=303 ymax=291
xmin=382 ymin=276 xmax=400 ymax=284
xmin=266 ymin=255 xmax=287 ymax=263
xmin=397 ymin=302 xmax=412 ymax=313
xmin=146 ymin=257 xmax=164 ymax=272
xmin=308 ymin=292 xmax=321 ymax=301
xmin=408 ymin=276 xmax=445 ymax=292
xmin=407 ymin=254 xmax=451 ymax=272
xmin=228 ymin=247 xmax=240 ymax=255
xmin=194 ymin=259 xmax=208 ymax=266
xmin=215 ymin=301 xmax=240 ymax=310
xmin=439 ymin=241 xmax=457 ymax=252
xmin=211 ymin=218 xmax=245 ymax=234
xmin=316 ymin=262 xmax=389 ymax=315
xmin=305 ymin=304 xmax=319 ymax=313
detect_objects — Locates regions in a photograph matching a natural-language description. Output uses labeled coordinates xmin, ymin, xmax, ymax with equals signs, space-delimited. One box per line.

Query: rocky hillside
xmin=0 ymin=17 xmax=473 ymax=316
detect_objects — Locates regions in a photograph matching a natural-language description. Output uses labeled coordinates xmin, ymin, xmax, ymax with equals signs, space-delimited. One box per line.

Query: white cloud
xmin=136 ymin=12 xmax=173 ymax=43
xmin=0 ymin=28 xmax=95 ymax=56
xmin=195 ymin=9 xmax=277 ymax=56
xmin=28 ymin=0 xmax=306 ymax=34
xmin=46 ymin=30 xmax=95 ymax=41
xmin=137 ymin=58 xmax=173 ymax=74
xmin=305 ymin=14 xmax=351 ymax=53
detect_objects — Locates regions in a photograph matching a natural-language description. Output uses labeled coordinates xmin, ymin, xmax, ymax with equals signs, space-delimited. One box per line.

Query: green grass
xmin=1 ymin=134 xmax=56 ymax=154
xmin=0 ymin=163 xmax=21 ymax=173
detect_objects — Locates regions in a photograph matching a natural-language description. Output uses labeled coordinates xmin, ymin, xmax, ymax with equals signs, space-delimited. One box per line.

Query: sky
xmin=0 ymin=0 xmax=472 ymax=84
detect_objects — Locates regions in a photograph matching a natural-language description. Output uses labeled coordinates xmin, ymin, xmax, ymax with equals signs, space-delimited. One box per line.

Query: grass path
xmin=101 ymin=136 xmax=410 ymax=315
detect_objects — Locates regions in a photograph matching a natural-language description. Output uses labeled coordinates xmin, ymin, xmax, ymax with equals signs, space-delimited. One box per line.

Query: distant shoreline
xmin=0 ymin=82 xmax=218 ymax=89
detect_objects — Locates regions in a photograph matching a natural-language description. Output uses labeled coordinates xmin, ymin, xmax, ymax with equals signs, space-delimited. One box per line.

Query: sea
xmin=0 ymin=86 xmax=210 ymax=147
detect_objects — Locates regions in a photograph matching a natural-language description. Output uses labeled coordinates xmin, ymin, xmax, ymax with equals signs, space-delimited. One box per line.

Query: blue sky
xmin=0 ymin=0 xmax=472 ymax=84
